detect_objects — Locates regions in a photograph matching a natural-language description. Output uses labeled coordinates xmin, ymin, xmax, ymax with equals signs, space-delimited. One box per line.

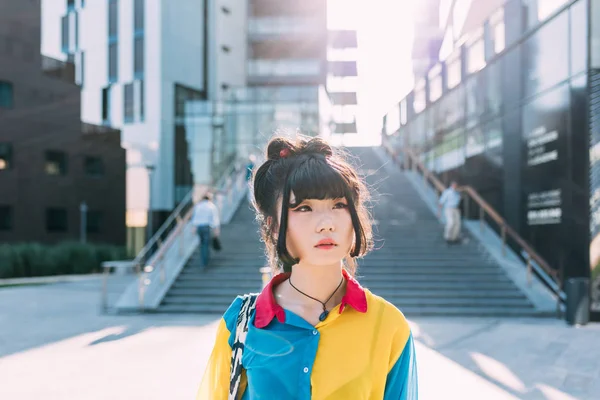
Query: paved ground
xmin=1 ymin=278 xmax=599 ymax=400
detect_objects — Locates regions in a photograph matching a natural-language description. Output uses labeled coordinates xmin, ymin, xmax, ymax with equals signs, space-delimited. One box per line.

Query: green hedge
xmin=0 ymin=242 xmax=128 ymax=279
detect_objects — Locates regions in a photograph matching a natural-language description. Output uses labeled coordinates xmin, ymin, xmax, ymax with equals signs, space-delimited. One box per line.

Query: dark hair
xmin=251 ymin=135 xmax=373 ymax=275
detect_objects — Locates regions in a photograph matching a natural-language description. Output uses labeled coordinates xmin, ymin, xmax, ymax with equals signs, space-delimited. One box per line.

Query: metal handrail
xmin=134 ymin=160 xmax=246 ymax=307
xmin=382 ymin=141 xmax=564 ymax=304
xmin=101 ymin=158 xmax=247 ymax=311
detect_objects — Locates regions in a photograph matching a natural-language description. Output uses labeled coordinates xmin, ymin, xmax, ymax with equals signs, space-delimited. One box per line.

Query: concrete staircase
xmin=158 ymin=203 xmax=264 ymax=313
xmin=352 ymin=147 xmax=539 ymax=316
xmin=159 ymin=147 xmax=543 ymax=316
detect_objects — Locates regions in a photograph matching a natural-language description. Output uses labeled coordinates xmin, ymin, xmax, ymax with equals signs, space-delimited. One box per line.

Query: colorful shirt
xmin=198 ymin=269 xmax=418 ymax=399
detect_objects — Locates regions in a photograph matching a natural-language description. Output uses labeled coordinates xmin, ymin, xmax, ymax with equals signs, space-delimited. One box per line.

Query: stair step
xmin=165 ymin=287 xmax=527 ymax=299
xmin=178 ymin=269 xmax=508 ymax=279
xmin=155 ymin=304 xmax=548 ymax=318
xmin=171 ymin=280 xmax=519 ymax=291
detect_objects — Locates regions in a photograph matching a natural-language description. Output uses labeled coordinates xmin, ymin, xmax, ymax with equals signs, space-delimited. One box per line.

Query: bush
xmin=0 ymin=242 xmax=128 ymax=279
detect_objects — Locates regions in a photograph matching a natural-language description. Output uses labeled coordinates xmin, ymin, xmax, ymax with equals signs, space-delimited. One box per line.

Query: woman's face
xmin=280 ymin=192 xmax=354 ymax=268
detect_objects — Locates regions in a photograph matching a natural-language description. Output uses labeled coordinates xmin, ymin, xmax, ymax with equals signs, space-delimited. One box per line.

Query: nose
xmin=316 ymin=212 xmax=335 ymax=233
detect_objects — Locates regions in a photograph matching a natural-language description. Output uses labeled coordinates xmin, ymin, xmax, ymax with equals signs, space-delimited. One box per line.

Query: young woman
xmin=198 ymin=136 xmax=418 ymax=400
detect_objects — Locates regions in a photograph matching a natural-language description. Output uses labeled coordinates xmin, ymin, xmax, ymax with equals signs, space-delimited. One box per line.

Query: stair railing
xmin=101 ymin=159 xmax=248 ymax=312
xmin=382 ymin=141 xmax=565 ymax=312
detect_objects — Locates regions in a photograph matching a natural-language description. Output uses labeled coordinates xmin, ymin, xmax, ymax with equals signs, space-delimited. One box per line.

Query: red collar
xmin=253 ymin=269 xmax=368 ymax=329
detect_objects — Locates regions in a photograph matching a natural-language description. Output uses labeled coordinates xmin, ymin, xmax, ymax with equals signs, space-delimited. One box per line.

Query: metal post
xmin=146 ymin=165 xmax=156 ymax=242
xmin=101 ymin=265 xmax=110 ymax=312
xmin=80 ymin=201 xmax=88 ymax=244
xmin=501 ymin=226 xmax=506 ymax=256
xmin=526 ymin=255 xmax=532 ymax=286
xmin=479 ymin=208 xmax=484 ymax=232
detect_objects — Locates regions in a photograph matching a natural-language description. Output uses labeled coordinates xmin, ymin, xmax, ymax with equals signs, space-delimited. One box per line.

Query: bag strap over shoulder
xmin=228 ymin=294 xmax=258 ymax=400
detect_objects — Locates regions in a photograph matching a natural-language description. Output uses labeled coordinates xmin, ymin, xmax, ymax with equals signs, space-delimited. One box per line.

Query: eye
xmin=291 ymin=205 xmax=312 ymax=212
xmin=334 ymin=202 xmax=348 ymax=209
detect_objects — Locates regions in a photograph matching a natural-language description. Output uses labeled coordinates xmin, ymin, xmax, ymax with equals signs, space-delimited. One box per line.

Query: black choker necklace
xmin=288 ymin=276 xmax=344 ymax=322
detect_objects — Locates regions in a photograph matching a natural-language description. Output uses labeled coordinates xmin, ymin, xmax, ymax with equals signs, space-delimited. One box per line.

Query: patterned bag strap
xmin=228 ymin=294 xmax=258 ymax=400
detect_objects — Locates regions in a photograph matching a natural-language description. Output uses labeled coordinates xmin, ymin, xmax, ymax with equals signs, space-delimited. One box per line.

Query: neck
xmin=287 ymin=262 xmax=345 ymax=306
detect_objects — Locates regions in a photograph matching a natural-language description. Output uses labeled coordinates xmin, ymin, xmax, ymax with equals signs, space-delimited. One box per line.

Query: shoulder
xmin=222 ymin=294 xmax=260 ymax=336
xmin=364 ymin=289 xmax=411 ymax=335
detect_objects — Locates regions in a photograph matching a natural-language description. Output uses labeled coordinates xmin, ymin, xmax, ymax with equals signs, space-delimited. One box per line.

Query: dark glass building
xmin=383 ymin=0 xmax=600 ymax=314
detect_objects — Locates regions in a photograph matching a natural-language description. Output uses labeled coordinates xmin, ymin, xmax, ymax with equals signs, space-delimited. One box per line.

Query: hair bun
xmin=265 ymin=135 xmax=333 ymax=161
xmin=300 ymin=137 xmax=333 ymax=158
xmin=266 ymin=137 xmax=296 ymax=161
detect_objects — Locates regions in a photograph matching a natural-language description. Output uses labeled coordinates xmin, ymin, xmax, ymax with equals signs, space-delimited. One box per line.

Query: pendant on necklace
xmin=319 ymin=309 xmax=329 ymax=321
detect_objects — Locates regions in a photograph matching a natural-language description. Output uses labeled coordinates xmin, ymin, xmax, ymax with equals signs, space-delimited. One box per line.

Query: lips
xmin=315 ymin=239 xmax=337 ymax=248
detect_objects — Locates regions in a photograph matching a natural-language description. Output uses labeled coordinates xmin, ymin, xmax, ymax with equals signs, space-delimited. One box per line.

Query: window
xmin=413 ymin=79 xmax=426 ymax=114
xmin=490 ymin=8 xmax=505 ymax=54
xmin=134 ymin=37 xmax=144 ymax=77
xmin=428 ymin=65 xmax=443 ymax=102
xmin=74 ymin=12 xmax=79 ymax=49
xmin=447 ymin=56 xmax=461 ymax=89
xmin=84 ymin=156 xmax=104 ymax=177
xmin=77 ymin=51 xmax=85 ymax=86
xmin=87 ymin=210 xmax=102 ymax=233
xmin=139 ymin=80 xmax=144 ymax=120
xmin=46 ymin=208 xmax=68 ymax=232
xmin=0 ymin=81 xmax=13 ymax=108
xmin=570 ymin=0 xmax=587 ymax=76
xmin=45 ymin=151 xmax=68 ymax=175
xmin=108 ymin=42 xmax=118 ymax=82
xmin=467 ymin=37 xmax=485 ymax=74
xmin=61 ymin=15 xmax=69 ymax=51
xmin=524 ymin=0 xmax=569 ymax=30
xmin=134 ymin=0 xmax=144 ymax=31
xmin=247 ymin=59 xmax=321 ymax=77
xmin=102 ymin=86 xmax=111 ymax=122
xmin=523 ymin=11 xmax=568 ymax=98
xmin=108 ymin=0 xmax=118 ymax=38
xmin=0 ymin=206 xmax=12 ymax=231
xmin=123 ymin=83 xmax=134 ymax=123
xmin=0 ymin=143 xmax=12 ymax=170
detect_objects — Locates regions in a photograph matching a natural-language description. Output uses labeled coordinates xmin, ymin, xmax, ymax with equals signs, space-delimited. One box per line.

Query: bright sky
xmin=328 ymin=0 xmax=416 ymax=144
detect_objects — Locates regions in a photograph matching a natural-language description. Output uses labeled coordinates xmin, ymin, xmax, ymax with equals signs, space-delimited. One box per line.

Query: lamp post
xmin=80 ymin=201 xmax=88 ymax=243
xmin=145 ymin=164 xmax=155 ymax=241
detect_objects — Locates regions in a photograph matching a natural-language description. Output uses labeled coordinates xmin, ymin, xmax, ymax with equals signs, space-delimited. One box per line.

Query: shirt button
xmin=312 ymin=330 xmax=318 ymax=335
xmin=303 ymin=367 xmax=309 ymax=373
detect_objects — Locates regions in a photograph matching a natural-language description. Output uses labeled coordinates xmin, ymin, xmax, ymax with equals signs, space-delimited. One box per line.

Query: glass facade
xmin=384 ymin=0 xmax=599 ymax=315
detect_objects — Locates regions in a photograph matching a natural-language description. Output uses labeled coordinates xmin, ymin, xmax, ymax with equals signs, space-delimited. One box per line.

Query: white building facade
xmin=41 ymin=0 xmax=246 ymax=239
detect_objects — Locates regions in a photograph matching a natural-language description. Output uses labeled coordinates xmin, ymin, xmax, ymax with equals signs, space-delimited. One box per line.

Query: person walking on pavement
xmin=438 ymin=181 xmax=462 ymax=244
xmin=191 ymin=193 xmax=220 ymax=267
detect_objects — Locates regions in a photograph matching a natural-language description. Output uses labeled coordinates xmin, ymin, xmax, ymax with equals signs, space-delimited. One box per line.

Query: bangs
xmin=286 ymin=157 xmax=352 ymax=207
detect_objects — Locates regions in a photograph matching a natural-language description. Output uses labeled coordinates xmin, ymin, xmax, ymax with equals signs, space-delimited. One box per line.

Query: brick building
xmin=0 ymin=0 xmax=126 ymax=245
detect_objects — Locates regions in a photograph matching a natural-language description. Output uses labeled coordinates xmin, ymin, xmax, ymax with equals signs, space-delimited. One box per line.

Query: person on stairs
xmin=198 ymin=135 xmax=418 ymax=400
xmin=191 ymin=193 xmax=220 ymax=267
xmin=438 ymin=181 xmax=462 ymax=244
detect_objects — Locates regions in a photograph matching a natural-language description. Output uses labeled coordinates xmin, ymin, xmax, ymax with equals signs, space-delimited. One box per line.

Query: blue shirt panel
xmin=384 ymin=333 xmax=418 ymax=400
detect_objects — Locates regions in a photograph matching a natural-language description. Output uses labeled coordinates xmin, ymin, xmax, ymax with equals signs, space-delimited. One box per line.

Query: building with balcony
xmin=0 ymin=0 xmax=126 ymax=245
xmin=383 ymin=0 xmax=599 ymax=313
xmin=327 ymin=29 xmax=359 ymax=140
xmin=41 ymin=0 xmax=247 ymax=241
xmin=238 ymin=0 xmax=328 ymax=152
